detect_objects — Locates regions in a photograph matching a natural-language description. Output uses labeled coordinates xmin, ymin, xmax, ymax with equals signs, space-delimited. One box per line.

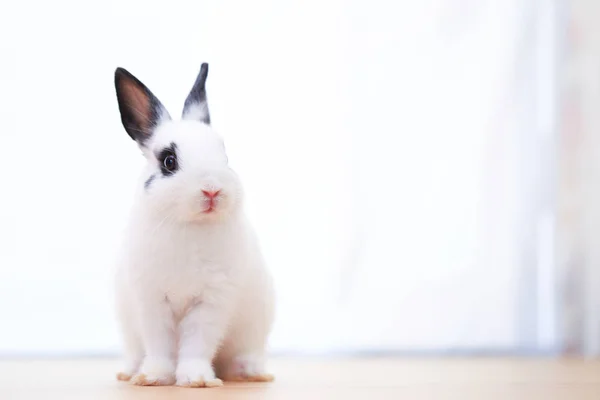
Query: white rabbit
xmin=112 ymin=63 xmax=275 ymax=387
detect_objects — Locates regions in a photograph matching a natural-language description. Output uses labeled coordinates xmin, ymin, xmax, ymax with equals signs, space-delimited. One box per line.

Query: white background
xmin=0 ymin=0 xmax=558 ymax=356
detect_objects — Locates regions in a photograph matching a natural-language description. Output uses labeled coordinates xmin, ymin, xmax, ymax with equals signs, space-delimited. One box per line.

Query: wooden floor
xmin=2 ymin=357 xmax=600 ymax=399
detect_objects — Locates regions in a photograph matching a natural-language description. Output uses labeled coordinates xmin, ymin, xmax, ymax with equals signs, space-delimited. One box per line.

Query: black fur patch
xmin=144 ymin=174 xmax=156 ymax=189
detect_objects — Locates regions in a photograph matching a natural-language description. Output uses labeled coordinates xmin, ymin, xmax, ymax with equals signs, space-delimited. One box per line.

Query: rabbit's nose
xmin=202 ymin=190 xmax=221 ymax=199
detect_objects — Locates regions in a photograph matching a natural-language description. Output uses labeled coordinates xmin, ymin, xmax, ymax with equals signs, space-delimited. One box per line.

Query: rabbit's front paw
xmin=131 ymin=357 xmax=175 ymax=386
xmin=116 ymin=357 xmax=142 ymax=382
xmin=176 ymin=358 xmax=223 ymax=388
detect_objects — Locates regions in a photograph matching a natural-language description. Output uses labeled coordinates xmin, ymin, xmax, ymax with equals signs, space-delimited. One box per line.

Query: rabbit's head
xmin=114 ymin=63 xmax=242 ymax=223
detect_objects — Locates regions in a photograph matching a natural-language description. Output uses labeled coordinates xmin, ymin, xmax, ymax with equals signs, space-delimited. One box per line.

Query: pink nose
xmin=202 ymin=190 xmax=221 ymax=199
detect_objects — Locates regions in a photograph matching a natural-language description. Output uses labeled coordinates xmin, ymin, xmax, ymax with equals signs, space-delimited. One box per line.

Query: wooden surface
xmin=2 ymin=357 xmax=600 ymax=399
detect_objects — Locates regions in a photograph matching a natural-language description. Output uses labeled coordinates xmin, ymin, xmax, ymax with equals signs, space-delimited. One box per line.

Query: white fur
xmin=114 ymin=119 xmax=275 ymax=387
xmin=182 ymin=102 xmax=209 ymax=123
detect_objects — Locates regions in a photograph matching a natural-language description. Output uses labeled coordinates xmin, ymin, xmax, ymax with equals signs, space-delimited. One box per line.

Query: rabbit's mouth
xmin=202 ymin=199 xmax=218 ymax=214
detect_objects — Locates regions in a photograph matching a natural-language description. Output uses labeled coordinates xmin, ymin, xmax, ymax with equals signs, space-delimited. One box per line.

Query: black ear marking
xmin=114 ymin=68 xmax=171 ymax=146
xmin=182 ymin=62 xmax=210 ymax=124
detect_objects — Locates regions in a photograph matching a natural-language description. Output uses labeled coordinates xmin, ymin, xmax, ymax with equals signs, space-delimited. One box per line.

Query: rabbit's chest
xmin=125 ymin=218 xmax=246 ymax=306
xmin=149 ymin=238 xmax=238 ymax=294
xmin=162 ymin=255 xmax=228 ymax=290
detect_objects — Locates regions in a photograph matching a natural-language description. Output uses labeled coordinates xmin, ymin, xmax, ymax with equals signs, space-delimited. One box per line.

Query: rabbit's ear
xmin=114 ymin=67 xmax=171 ymax=146
xmin=182 ymin=62 xmax=210 ymax=124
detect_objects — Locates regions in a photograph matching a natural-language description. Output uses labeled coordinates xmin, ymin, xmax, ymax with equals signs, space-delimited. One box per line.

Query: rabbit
xmin=112 ymin=62 xmax=275 ymax=387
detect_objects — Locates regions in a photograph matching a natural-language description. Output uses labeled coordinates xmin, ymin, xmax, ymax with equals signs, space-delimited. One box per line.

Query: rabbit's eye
xmin=157 ymin=142 xmax=179 ymax=176
xmin=163 ymin=155 xmax=178 ymax=173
